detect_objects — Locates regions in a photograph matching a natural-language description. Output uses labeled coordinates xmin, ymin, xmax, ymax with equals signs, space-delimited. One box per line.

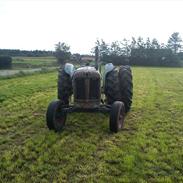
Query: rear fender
xmin=103 ymin=63 xmax=114 ymax=87
xmin=64 ymin=63 xmax=75 ymax=77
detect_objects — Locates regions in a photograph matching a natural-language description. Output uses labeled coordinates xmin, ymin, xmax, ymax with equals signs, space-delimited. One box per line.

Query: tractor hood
xmin=72 ymin=66 xmax=101 ymax=108
xmin=73 ymin=66 xmax=100 ymax=79
xmin=76 ymin=66 xmax=96 ymax=71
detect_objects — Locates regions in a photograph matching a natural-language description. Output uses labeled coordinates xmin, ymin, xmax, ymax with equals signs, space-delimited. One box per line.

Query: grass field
xmin=0 ymin=57 xmax=58 ymax=78
xmin=12 ymin=57 xmax=57 ymax=68
xmin=0 ymin=67 xmax=183 ymax=182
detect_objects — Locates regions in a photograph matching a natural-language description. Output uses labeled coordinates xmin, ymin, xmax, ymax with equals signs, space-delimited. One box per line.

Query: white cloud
xmin=0 ymin=0 xmax=183 ymax=53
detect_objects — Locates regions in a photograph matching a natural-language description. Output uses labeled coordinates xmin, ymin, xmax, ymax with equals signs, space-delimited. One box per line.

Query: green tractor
xmin=46 ymin=47 xmax=133 ymax=133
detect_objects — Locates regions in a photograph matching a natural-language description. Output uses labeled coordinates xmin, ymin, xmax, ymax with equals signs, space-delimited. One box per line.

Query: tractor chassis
xmin=61 ymin=104 xmax=111 ymax=114
xmin=46 ymin=100 xmax=126 ymax=133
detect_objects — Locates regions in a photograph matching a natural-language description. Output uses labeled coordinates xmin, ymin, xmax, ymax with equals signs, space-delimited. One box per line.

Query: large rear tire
xmin=104 ymin=69 xmax=121 ymax=104
xmin=58 ymin=68 xmax=72 ymax=105
xmin=46 ymin=100 xmax=66 ymax=132
xmin=104 ymin=66 xmax=133 ymax=113
xmin=110 ymin=101 xmax=125 ymax=133
xmin=119 ymin=66 xmax=133 ymax=113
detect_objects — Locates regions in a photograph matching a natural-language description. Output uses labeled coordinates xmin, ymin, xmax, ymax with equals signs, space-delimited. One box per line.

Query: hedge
xmin=0 ymin=56 xmax=12 ymax=69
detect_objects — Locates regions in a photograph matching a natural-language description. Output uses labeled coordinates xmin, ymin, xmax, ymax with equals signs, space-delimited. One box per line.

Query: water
xmin=0 ymin=68 xmax=42 ymax=77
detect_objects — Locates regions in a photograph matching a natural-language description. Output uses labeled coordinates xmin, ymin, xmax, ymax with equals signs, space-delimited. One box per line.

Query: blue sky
xmin=0 ymin=0 xmax=183 ymax=54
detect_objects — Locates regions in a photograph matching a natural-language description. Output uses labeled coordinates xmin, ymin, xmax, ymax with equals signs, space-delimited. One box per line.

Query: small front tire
xmin=46 ymin=100 xmax=67 ymax=132
xmin=109 ymin=101 xmax=125 ymax=133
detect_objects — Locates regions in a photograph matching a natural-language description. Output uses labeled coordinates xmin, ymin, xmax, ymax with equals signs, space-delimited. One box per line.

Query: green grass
xmin=0 ymin=67 xmax=183 ymax=182
xmin=0 ymin=56 xmax=58 ymax=78
xmin=12 ymin=57 xmax=58 ymax=68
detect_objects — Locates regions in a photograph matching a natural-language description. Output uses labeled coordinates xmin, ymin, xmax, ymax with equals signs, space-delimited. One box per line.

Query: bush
xmin=102 ymin=55 xmax=130 ymax=65
xmin=0 ymin=56 xmax=12 ymax=69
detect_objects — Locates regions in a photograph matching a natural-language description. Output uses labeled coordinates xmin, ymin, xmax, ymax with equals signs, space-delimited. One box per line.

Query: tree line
xmin=0 ymin=32 xmax=183 ymax=69
xmin=54 ymin=32 xmax=183 ymax=67
xmin=94 ymin=32 xmax=183 ymax=66
xmin=0 ymin=49 xmax=54 ymax=57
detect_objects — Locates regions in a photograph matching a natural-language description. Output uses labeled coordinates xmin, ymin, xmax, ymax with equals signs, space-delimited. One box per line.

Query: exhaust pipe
xmin=95 ymin=46 xmax=99 ymax=70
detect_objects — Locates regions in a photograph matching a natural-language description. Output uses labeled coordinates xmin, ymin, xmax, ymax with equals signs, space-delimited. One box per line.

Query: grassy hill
xmin=0 ymin=67 xmax=183 ymax=182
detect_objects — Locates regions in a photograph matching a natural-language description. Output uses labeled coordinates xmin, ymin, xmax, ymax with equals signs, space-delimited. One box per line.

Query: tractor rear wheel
xmin=104 ymin=69 xmax=121 ymax=104
xmin=109 ymin=101 xmax=125 ymax=133
xmin=119 ymin=66 xmax=133 ymax=113
xmin=46 ymin=100 xmax=66 ymax=132
xmin=58 ymin=69 xmax=72 ymax=105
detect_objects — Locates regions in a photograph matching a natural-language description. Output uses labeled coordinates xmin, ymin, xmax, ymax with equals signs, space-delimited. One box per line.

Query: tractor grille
xmin=75 ymin=78 xmax=100 ymax=100
xmin=89 ymin=78 xmax=100 ymax=99
xmin=76 ymin=78 xmax=85 ymax=99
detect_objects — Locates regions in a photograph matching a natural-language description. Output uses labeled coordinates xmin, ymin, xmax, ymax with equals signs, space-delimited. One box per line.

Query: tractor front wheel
xmin=46 ymin=100 xmax=66 ymax=132
xmin=109 ymin=101 xmax=125 ymax=133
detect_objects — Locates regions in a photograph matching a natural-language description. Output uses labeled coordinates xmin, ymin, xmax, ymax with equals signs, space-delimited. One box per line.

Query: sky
xmin=0 ymin=0 xmax=183 ymax=54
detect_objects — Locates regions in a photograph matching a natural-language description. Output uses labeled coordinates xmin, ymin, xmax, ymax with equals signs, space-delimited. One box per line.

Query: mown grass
xmin=0 ymin=67 xmax=58 ymax=80
xmin=0 ymin=67 xmax=183 ymax=182
xmin=12 ymin=57 xmax=58 ymax=68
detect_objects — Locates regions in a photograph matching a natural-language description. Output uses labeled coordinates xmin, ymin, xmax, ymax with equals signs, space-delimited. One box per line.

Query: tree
xmin=151 ymin=38 xmax=160 ymax=49
xmin=137 ymin=36 xmax=145 ymax=49
xmin=145 ymin=37 xmax=151 ymax=49
xmin=167 ymin=32 xmax=182 ymax=54
xmin=130 ymin=37 xmax=137 ymax=49
xmin=110 ymin=41 xmax=122 ymax=56
xmin=120 ymin=39 xmax=131 ymax=56
xmin=94 ymin=39 xmax=110 ymax=57
xmin=93 ymin=39 xmax=111 ymax=63
xmin=160 ymin=43 xmax=166 ymax=49
xmin=55 ymin=42 xmax=71 ymax=64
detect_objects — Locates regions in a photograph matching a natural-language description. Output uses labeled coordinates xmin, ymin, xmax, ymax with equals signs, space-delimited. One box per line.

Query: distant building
xmin=81 ymin=55 xmax=95 ymax=62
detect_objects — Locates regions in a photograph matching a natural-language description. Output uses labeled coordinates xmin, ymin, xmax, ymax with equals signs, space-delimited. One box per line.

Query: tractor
xmin=46 ymin=47 xmax=133 ymax=133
